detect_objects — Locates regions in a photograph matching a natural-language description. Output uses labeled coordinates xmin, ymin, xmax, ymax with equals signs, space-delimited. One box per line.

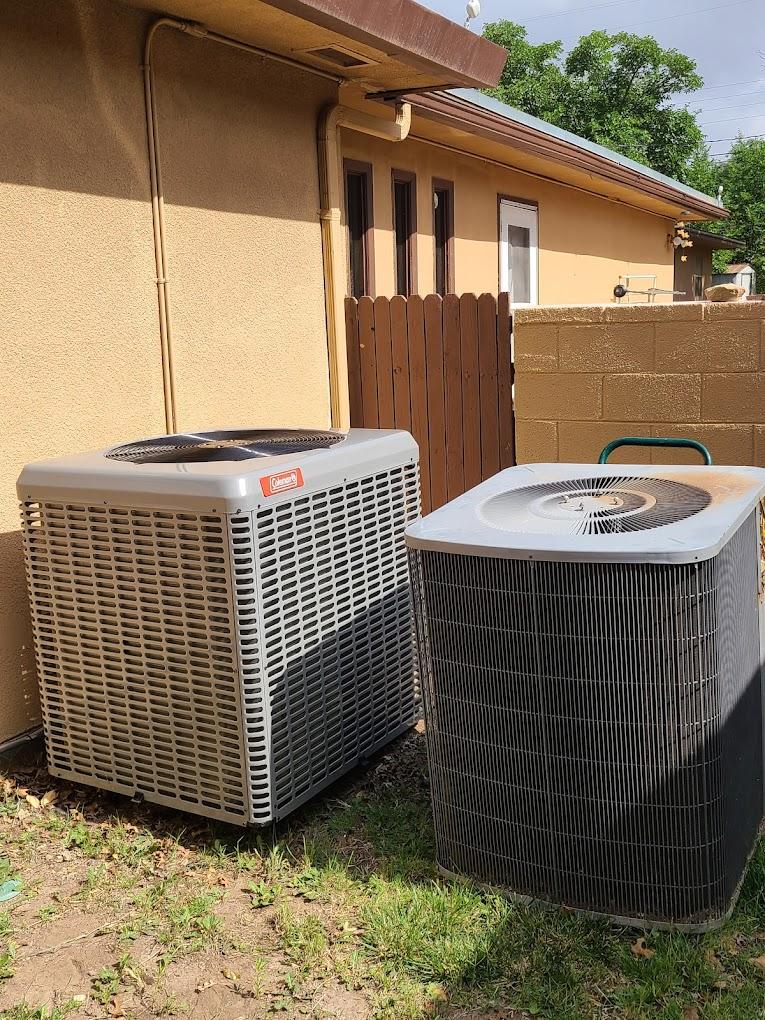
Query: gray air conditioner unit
xmin=19 ymin=428 xmax=420 ymax=826
xmin=407 ymin=463 xmax=765 ymax=930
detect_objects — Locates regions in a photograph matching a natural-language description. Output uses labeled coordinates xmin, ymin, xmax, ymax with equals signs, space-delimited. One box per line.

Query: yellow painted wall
xmin=0 ymin=0 xmax=335 ymax=743
xmin=341 ymin=129 xmax=676 ymax=304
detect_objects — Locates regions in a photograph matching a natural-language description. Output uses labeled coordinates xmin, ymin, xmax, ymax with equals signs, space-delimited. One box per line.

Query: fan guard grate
xmin=480 ymin=475 xmax=712 ymax=535
xmin=106 ymin=429 xmax=344 ymax=464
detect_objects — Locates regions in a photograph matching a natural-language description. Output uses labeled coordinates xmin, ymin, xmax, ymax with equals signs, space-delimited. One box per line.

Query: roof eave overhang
xmin=409 ymin=91 xmax=728 ymax=221
xmin=257 ymin=0 xmax=507 ymax=89
xmin=689 ymin=229 xmax=743 ymax=250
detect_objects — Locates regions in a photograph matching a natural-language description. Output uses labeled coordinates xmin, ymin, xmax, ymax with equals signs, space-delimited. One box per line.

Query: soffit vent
xmin=106 ymin=429 xmax=344 ymax=464
xmin=480 ymin=475 xmax=712 ymax=536
xmin=302 ymin=45 xmax=377 ymax=68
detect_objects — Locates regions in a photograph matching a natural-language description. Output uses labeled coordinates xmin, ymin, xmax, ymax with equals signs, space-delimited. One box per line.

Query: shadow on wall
xmin=0 ymin=529 xmax=41 ymax=744
xmin=0 ymin=0 xmax=336 ymax=220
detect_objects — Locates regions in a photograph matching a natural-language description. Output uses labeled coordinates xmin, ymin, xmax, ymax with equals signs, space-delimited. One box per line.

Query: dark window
xmin=344 ymin=161 xmax=374 ymax=299
xmin=392 ymin=170 xmax=417 ymax=296
xmin=693 ymin=274 xmax=704 ymax=300
xmin=433 ymin=179 xmax=454 ymax=295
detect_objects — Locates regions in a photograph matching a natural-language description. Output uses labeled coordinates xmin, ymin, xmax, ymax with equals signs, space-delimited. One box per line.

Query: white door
xmin=499 ymin=199 xmax=538 ymax=305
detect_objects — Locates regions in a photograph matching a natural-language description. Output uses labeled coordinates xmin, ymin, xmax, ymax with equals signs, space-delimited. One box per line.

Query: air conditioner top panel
xmin=18 ymin=428 xmax=418 ymax=513
xmin=406 ymin=463 xmax=765 ymax=564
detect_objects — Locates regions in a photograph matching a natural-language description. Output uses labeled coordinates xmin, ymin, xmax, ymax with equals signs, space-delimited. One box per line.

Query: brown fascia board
xmin=257 ymin=0 xmax=507 ymax=88
xmin=689 ymin=228 xmax=743 ymax=250
xmin=410 ymin=92 xmax=728 ymax=221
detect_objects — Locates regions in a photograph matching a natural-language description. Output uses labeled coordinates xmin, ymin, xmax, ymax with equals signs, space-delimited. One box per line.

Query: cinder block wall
xmin=514 ymin=302 xmax=765 ymax=466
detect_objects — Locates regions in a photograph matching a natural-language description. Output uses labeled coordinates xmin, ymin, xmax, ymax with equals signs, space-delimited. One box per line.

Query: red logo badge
xmin=260 ymin=468 xmax=304 ymax=497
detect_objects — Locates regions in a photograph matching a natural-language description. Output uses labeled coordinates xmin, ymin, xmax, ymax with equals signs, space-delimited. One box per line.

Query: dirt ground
xmin=0 ymin=727 xmax=526 ymax=1020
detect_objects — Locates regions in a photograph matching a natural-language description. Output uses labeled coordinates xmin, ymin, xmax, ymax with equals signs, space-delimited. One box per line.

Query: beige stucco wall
xmin=342 ymin=130 xmax=675 ymax=304
xmin=514 ymin=301 xmax=765 ymax=466
xmin=0 ymin=0 xmax=335 ymax=743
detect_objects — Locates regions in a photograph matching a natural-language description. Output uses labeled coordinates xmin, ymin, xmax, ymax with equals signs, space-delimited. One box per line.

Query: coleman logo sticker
xmin=260 ymin=468 xmax=304 ymax=497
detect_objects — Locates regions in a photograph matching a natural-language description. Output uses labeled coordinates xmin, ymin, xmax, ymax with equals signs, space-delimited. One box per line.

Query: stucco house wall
xmin=0 ymin=0 xmax=335 ymax=743
xmin=342 ymin=130 xmax=676 ymax=304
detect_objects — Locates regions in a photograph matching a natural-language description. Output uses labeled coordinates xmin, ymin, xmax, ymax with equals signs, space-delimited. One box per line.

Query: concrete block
xmin=702 ymin=374 xmax=765 ymax=423
xmin=704 ymin=301 xmax=765 ymax=321
xmin=603 ymin=302 xmax=704 ymax=323
xmin=513 ymin=305 xmax=607 ymax=325
xmin=514 ymin=373 xmax=602 ymax=421
xmin=557 ymin=422 xmax=653 ymax=464
xmin=559 ymin=323 xmax=654 ymax=372
xmin=514 ymin=323 xmax=558 ymax=372
xmin=515 ymin=420 xmax=558 ymax=462
xmin=603 ymin=374 xmax=701 ymax=422
xmin=655 ymin=320 xmax=759 ymax=372
xmin=754 ymin=425 xmax=765 ymax=467
xmin=650 ymin=424 xmax=753 ymax=465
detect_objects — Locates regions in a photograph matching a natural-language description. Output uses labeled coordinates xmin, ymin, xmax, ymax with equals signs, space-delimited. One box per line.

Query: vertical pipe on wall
xmin=143 ymin=20 xmax=179 ymax=433
xmin=318 ymin=101 xmax=411 ymax=429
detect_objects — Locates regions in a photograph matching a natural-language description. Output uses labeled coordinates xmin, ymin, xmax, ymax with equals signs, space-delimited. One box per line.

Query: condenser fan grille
xmin=106 ymin=429 xmax=344 ymax=464
xmin=481 ymin=475 xmax=712 ymax=536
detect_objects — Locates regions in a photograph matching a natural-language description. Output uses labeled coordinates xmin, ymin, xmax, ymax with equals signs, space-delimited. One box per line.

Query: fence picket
xmin=443 ymin=293 xmax=465 ymax=502
xmin=424 ymin=294 xmax=447 ymax=510
xmin=407 ymin=295 xmax=430 ymax=512
xmin=498 ymin=292 xmax=515 ymax=469
xmin=390 ymin=295 xmax=411 ymax=434
xmin=478 ymin=292 xmax=500 ymax=480
xmin=460 ymin=293 xmax=481 ymax=491
xmin=373 ymin=296 xmax=394 ymax=428
xmin=345 ymin=298 xmax=363 ymax=427
xmin=357 ymin=296 xmax=378 ymax=428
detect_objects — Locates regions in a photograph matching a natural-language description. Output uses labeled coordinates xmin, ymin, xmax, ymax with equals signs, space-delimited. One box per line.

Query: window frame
xmin=432 ymin=177 xmax=455 ymax=296
xmin=391 ymin=168 xmax=418 ymax=296
xmin=497 ymin=195 xmax=539 ymax=306
xmin=343 ymin=158 xmax=375 ymax=299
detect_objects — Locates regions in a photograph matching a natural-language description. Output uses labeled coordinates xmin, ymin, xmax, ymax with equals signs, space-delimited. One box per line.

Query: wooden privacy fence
xmin=345 ymin=293 xmax=514 ymax=514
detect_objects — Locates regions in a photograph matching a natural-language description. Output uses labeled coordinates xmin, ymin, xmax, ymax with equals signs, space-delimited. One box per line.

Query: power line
xmin=698 ymin=97 xmax=765 ymax=115
xmin=701 ymin=111 xmax=765 ymax=125
xmin=695 ymin=87 xmax=765 ymax=103
xmin=693 ymin=78 xmax=765 ymax=95
xmin=618 ymin=0 xmax=754 ymax=32
xmin=554 ymin=0 xmax=755 ymax=40
xmin=525 ymin=0 xmax=634 ymax=22
xmin=707 ymin=132 xmax=765 ymax=142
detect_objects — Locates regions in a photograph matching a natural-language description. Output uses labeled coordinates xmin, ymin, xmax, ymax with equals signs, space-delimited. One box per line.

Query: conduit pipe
xmin=142 ymin=17 xmax=340 ymax=433
xmin=318 ymin=101 xmax=411 ymax=428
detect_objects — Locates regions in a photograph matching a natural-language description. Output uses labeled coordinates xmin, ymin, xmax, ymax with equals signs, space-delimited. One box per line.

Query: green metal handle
xmin=598 ymin=437 xmax=713 ymax=465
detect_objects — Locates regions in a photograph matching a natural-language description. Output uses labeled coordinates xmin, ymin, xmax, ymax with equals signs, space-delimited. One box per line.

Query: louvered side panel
xmin=415 ymin=534 xmax=763 ymax=930
xmin=226 ymin=513 xmax=271 ymax=824
xmin=255 ymin=463 xmax=420 ymax=820
xmin=21 ymin=501 xmax=250 ymax=823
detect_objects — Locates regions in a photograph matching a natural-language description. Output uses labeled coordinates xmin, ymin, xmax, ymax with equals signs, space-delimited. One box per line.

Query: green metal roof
xmin=449 ymin=88 xmax=726 ymax=215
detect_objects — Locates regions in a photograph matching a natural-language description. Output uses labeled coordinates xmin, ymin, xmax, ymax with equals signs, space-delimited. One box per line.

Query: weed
xmin=249 ymin=879 xmax=280 ymax=908
xmin=0 ymin=1001 xmax=81 ymax=1020
xmin=276 ymin=905 xmax=329 ymax=972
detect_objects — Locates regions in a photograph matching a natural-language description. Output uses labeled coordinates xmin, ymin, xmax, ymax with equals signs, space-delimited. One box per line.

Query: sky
xmin=419 ymin=0 xmax=765 ymax=160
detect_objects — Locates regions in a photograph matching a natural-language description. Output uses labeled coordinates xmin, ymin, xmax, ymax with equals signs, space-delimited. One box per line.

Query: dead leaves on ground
xmin=630 ymin=936 xmax=655 ymax=959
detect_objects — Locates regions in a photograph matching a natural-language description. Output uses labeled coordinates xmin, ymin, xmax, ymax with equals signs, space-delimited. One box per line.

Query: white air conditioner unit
xmin=407 ymin=463 xmax=765 ymax=930
xmin=19 ymin=428 xmax=420 ymax=826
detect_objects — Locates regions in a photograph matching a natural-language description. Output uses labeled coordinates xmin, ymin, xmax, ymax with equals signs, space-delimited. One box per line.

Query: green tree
xmin=688 ymin=139 xmax=765 ymax=282
xmin=483 ymin=21 xmax=705 ymax=181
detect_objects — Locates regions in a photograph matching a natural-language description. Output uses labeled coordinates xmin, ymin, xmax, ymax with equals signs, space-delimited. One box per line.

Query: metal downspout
xmin=318 ymin=101 xmax=412 ymax=429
